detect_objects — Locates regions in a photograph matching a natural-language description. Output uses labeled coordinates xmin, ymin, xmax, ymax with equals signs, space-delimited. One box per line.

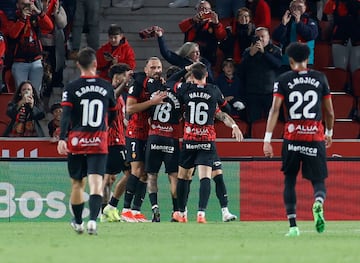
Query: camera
xmin=199 ymin=11 xmax=212 ymax=20
xmin=251 ymin=35 xmax=260 ymax=44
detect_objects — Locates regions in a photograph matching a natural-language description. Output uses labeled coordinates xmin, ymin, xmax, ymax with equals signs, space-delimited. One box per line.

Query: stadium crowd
xmin=0 ymin=0 xmax=359 ymax=234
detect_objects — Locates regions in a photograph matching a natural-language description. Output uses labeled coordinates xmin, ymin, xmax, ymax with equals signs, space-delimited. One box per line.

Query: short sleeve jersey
xmin=274 ymin=69 xmax=331 ymax=142
xmin=177 ymin=82 xmax=227 ymax=141
xmin=125 ymin=73 xmax=151 ymax=140
xmin=147 ymin=78 xmax=182 ymax=139
xmin=61 ymin=76 xmax=117 ymax=154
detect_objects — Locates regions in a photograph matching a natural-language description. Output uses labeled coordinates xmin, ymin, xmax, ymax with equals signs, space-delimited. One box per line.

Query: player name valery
xmin=189 ymin=92 xmax=211 ymax=100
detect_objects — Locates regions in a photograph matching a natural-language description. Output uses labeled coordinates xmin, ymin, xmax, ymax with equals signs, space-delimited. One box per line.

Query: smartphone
xmin=104 ymin=52 xmax=114 ymax=59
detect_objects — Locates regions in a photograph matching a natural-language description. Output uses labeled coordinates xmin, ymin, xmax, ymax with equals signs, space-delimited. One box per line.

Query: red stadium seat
xmin=352 ymin=69 xmax=360 ymax=97
xmin=314 ymin=42 xmax=332 ymax=69
xmin=322 ymin=67 xmax=349 ymax=92
xmin=332 ymin=119 xmax=360 ymax=139
xmin=0 ymin=93 xmax=13 ymax=136
xmin=250 ymin=119 xmax=284 ymax=139
xmin=331 ymin=92 xmax=355 ymax=119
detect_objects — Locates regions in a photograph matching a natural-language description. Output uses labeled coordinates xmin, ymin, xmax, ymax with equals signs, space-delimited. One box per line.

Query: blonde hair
xmin=176 ymin=42 xmax=199 ymax=60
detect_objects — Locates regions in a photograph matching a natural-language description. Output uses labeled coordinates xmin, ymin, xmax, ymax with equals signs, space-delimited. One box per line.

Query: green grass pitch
xmin=0 ymin=221 xmax=359 ymax=263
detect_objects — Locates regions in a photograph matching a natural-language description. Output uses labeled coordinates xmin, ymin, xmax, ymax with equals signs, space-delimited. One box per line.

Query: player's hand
xmin=151 ymin=90 xmax=167 ymax=105
xmin=325 ymin=135 xmax=332 ymax=148
xmin=263 ymin=142 xmax=274 ymax=158
xmin=57 ymin=140 xmax=69 ymax=155
xmin=232 ymin=125 xmax=244 ymax=142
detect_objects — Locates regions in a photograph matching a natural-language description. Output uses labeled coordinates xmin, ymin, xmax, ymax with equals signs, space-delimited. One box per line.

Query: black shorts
xmin=125 ymin=137 xmax=146 ymax=163
xmin=212 ymin=156 xmax=222 ymax=171
xmin=145 ymin=135 xmax=179 ymax=174
xmin=106 ymin=145 xmax=130 ymax=174
xmin=67 ymin=153 xmax=107 ymax=180
xmin=179 ymin=141 xmax=217 ymax=169
xmin=281 ymin=139 xmax=328 ymax=180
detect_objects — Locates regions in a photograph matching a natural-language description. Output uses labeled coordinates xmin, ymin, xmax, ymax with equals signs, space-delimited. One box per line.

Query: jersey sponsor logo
xmin=287 ymin=77 xmax=320 ymax=90
xmin=151 ymin=124 xmax=174 ymax=132
xmin=287 ymin=123 xmax=319 ymax=135
xmin=185 ymin=126 xmax=209 ymax=136
xmin=185 ymin=143 xmax=211 ymax=150
xmin=75 ymin=85 xmax=108 ymax=97
xmin=288 ymin=143 xmax=318 ymax=157
xmin=71 ymin=136 xmax=102 ymax=146
xmin=150 ymin=144 xmax=175 ymax=153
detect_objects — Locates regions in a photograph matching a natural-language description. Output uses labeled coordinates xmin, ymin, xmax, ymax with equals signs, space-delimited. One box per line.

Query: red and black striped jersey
xmin=61 ymin=76 xmax=117 ymax=154
xmin=274 ymin=69 xmax=331 ymax=142
xmin=176 ymin=82 xmax=227 ymax=141
xmin=125 ymin=73 xmax=150 ymax=140
xmin=108 ymin=95 xmax=126 ymax=146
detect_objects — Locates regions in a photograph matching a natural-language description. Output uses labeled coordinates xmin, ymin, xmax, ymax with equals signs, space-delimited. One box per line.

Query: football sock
xmin=172 ymin=197 xmax=179 ymax=212
xmin=123 ymin=174 xmax=139 ymax=209
xmin=132 ymin=181 xmax=147 ymax=211
xmin=177 ymin=179 xmax=190 ymax=212
xmin=287 ymin=214 xmax=297 ymax=227
xmin=149 ymin=192 xmax=158 ymax=207
xmin=198 ymin=177 xmax=211 ymax=211
xmin=109 ymin=196 xmax=119 ymax=208
xmin=71 ymin=203 xmax=84 ymax=224
xmin=213 ymin=174 xmax=228 ymax=208
xmin=89 ymin=194 xmax=102 ymax=221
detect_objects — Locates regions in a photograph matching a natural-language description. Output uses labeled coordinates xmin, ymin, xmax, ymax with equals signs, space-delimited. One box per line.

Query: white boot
xmin=168 ymin=0 xmax=190 ymax=8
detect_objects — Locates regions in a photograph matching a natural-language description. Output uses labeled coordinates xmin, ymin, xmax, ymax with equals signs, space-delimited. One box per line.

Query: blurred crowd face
xmin=145 ymin=58 xmax=163 ymax=80
xmin=196 ymin=1 xmax=211 ymax=13
xmin=237 ymin=10 xmax=251 ymax=25
xmin=20 ymin=82 xmax=33 ymax=98
xmin=109 ymin=34 xmax=123 ymax=47
xmin=53 ymin=107 xmax=63 ymax=121
xmin=189 ymin=47 xmax=201 ymax=62
xmin=255 ymin=28 xmax=270 ymax=47
xmin=290 ymin=0 xmax=306 ymax=15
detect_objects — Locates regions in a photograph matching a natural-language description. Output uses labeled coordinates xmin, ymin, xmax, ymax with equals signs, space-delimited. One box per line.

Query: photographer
xmin=239 ymin=27 xmax=282 ymax=124
xmin=272 ymin=0 xmax=318 ymax=74
xmin=4 ymin=80 xmax=45 ymax=137
xmin=178 ymin=1 xmax=227 ymax=67
xmin=7 ymin=0 xmax=54 ymax=94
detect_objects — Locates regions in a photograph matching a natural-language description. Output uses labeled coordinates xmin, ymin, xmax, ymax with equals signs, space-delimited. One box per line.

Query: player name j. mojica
xmin=287 ymin=77 xmax=320 ymax=89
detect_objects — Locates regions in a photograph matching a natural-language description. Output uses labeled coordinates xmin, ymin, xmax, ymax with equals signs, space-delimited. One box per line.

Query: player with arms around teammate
xmin=263 ymin=42 xmax=334 ymax=237
xmin=57 ymin=47 xmax=117 ymax=235
xmin=173 ymin=62 xmax=241 ymax=223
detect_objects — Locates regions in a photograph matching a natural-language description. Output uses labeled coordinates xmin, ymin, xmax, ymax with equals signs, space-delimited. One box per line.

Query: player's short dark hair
xmin=285 ymin=42 xmax=310 ymax=63
xmin=109 ymin=63 xmax=131 ymax=79
xmin=165 ymin=65 xmax=182 ymax=79
xmin=108 ymin=24 xmax=124 ymax=35
xmin=77 ymin=47 xmax=96 ymax=69
xmin=191 ymin=62 xmax=207 ymax=80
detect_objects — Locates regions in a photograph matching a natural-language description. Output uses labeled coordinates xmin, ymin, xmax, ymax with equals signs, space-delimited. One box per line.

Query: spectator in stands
xmin=48 ymin=102 xmax=62 ymax=142
xmin=216 ymin=58 xmax=246 ymax=120
xmin=7 ymin=0 xmax=54 ymax=94
xmin=219 ymin=7 xmax=255 ymax=67
xmin=4 ymin=80 xmax=45 ymax=137
xmin=0 ymin=13 xmax=6 ymax=92
xmin=96 ymin=24 xmax=136 ymax=81
xmin=68 ymin=0 xmax=101 ymax=59
xmin=61 ymin=0 xmax=76 ymax=54
xmin=240 ymin=26 xmax=282 ymax=124
xmin=178 ymin=1 xmax=227 ymax=67
xmin=40 ymin=0 xmax=67 ymax=113
xmin=323 ymin=0 xmax=360 ymax=73
xmin=246 ymin=0 xmax=271 ymax=29
xmin=214 ymin=0 xmax=246 ymax=26
xmin=154 ymin=26 xmax=215 ymax=83
xmin=272 ymin=0 xmax=318 ymax=73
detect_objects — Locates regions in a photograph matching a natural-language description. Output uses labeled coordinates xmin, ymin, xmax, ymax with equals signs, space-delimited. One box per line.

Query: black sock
xmin=172 ymin=197 xmax=178 ymax=212
xmin=213 ymin=174 xmax=228 ymax=208
xmin=71 ymin=203 xmax=84 ymax=224
xmin=109 ymin=196 xmax=119 ymax=208
xmin=289 ymin=216 xmax=297 ymax=227
xmin=89 ymin=194 xmax=102 ymax=221
xmin=177 ymin=179 xmax=190 ymax=212
xmin=123 ymin=174 xmax=139 ymax=209
xmin=198 ymin=177 xmax=211 ymax=211
xmin=132 ymin=181 xmax=147 ymax=211
xmin=149 ymin=192 xmax=158 ymax=207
